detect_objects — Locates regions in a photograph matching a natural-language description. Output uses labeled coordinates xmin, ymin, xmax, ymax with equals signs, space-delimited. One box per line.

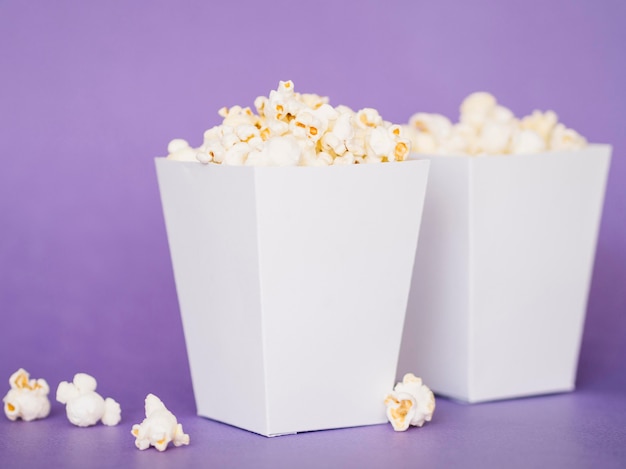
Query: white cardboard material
xmin=155 ymin=159 xmax=430 ymax=436
xmin=398 ymin=145 xmax=611 ymax=403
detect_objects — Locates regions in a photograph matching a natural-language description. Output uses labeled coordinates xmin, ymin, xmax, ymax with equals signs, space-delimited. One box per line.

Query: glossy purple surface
xmin=1 ymin=1 xmax=625 ymax=467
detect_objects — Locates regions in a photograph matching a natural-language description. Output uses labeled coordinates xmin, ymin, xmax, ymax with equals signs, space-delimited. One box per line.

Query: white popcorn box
xmin=398 ymin=145 xmax=611 ymax=403
xmin=155 ymin=158 xmax=430 ymax=436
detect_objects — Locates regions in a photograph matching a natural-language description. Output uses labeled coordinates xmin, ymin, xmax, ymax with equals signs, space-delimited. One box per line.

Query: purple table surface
xmin=1 ymin=0 xmax=625 ymax=467
xmin=1 ymin=378 xmax=625 ymax=469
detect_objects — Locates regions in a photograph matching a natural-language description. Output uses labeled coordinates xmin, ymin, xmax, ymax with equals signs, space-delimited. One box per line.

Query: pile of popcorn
xmin=3 ymin=369 xmax=189 ymax=453
xmin=166 ymin=80 xmax=411 ymax=166
xmin=404 ymin=92 xmax=587 ymax=156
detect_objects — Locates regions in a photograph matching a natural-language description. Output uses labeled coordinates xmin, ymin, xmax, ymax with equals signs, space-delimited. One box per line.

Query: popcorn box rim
xmin=407 ymin=142 xmax=610 ymax=160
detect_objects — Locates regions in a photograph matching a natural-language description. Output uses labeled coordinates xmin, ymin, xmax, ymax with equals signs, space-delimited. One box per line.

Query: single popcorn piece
xmin=549 ymin=123 xmax=587 ymax=151
xmin=166 ymin=139 xmax=199 ymax=162
xmin=131 ymin=394 xmax=190 ymax=452
xmin=478 ymin=120 xmax=515 ymax=154
xmin=245 ymin=135 xmax=302 ymax=166
xmin=460 ymin=92 xmax=498 ymax=129
xmin=3 ymin=368 xmax=51 ymax=422
xmin=218 ymin=105 xmax=258 ymax=127
xmin=56 ymin=373 xmax=121 ymax=427
xmin=408 ymin=113 xmax=453 ymax=141
xmin=510 ymin=128 xmax=547 ymax=154
xmin=384 ymin=373 xmax=435 ymax=432
xmin=355 ymin=107 xmax=383 ymax=129
xmin=521 ymin=110 xmax=559 ymax=142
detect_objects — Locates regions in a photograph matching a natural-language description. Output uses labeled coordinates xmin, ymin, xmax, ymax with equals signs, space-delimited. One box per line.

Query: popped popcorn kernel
xmin=521 ymin=110 xmax=558 ymax=142
xmin=166 ymin=139 xmax=199 ymax=162
xmin=510 ymin=129 xmax=547 ymax=154
xmin=385 ymin=373 xmax=435 ymax=431
xmin=3 ymin=369 xmax=51 ymax=422
xmin=394 ymin=140 xmax=409 ymax=161
xmin=56 ymin=373 xmax=121 ymax=427
xmin=131 ymin=394 xmax=189 ymax=452
xmin=460 ymin=92 xmax=498 ymax=129
xmin=356 ymin=108 xmax=383 ymax=129
xmin=549 ymin=123 xmax=587 ymax=151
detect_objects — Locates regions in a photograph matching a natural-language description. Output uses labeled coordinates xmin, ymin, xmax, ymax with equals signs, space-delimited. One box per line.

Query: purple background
xmin=1 ymin=0 xmax=625 ymax=467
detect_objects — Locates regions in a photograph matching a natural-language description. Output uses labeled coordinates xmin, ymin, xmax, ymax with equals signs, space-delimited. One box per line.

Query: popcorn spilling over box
xmin=156 ymin=81 xmax=430 ymax=435
xmin=397 ymin=93 xmax=611 ymax=403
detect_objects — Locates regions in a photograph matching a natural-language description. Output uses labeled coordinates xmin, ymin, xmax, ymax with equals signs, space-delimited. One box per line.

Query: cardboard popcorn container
xmin=397 ymin=145 xmax=611 ymax=403
xmin=156 ymin=158 xmax=430 ymax=436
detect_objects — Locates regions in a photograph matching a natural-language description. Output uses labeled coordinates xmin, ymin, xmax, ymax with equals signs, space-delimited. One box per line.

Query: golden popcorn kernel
xmin=309 ymin=127 xmax=318 ymax=136
xmin=6 ymin=403 xmax=15 ymax=412
xmin=413 ymin=120 xmax=428 ymax=132
xmin=381 ymin=156 xmax=389 ymax=163
xmin=276 ymin=104 xmax=284 ymax=113
xmin=15 ymin=372 xmax=29 ymax=389
xmin=296 ymin=122 xmax=306 ymax=129
xmin=389 ymin=399 xmax=413 ymax=422
xmin=132 ymin=427 xmax=139 ymax=436
xmin=392 ymin=127 xmax=401 ymax=136
xmin=359 ymin=113 xmax=376 ymax=127
xmin=394 ymin=142 xmax=408 ymax=160
xmin=260 ymin=128 xmax=270 ymax=140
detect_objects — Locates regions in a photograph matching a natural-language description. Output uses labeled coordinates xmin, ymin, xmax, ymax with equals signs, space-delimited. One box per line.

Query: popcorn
xmin=478 ymin=120 xmax=515 ymax=154
xmin=510 ymin=129 xmax=547 ymax=154
xmin=290 ymin=109 xmax=325 ymax=142
xmin=408 ymin=113 xmax=453 ymax=141
xmin=245 ymin=135 xmax=302 ymax=166
xmin=384 ymin=373 xmax=435 ymax=432
xmin=131 ymin=394 xmax=190 ymax=452
xmin=521 ymin=110 xmax=558 ymax=142
xmin=218 ymin=105 xmax=258 ymax=127
xmin=321 ymin=111 xmax=354 ymax=155
xmin=405 ymin=93 xmax=587 ymax=156
xmin=166 ymin=139 xmax=198 ymax=162
xmin=56 ymin=373 xmax=121 ymax=427
xmin=166 ymin=81 xmax=410 ymax=166
xmin=366 ymin=126 xmax=410 ymax=163
xmin=3 ymin=368 xmax=51 ymax=422
xmin=460 ymin=92 xmax=498 ymax=129
xmin=549 ymin=123 xmax=587 ymax=151
xmin=355 ymin=107 xmax=383 ymax=129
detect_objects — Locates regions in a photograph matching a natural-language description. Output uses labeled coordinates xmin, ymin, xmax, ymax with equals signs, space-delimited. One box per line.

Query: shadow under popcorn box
xmin=398 ymin=144 xmax=611 ymax=403
xmin=155 ymin=158 xmax=430 ymax=436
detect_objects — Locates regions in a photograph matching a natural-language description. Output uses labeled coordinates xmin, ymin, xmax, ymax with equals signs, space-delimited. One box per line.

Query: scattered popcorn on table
xmin=3 ymin=368 xmax=51 ymax=422
xmin=384 ymin=373 xmax=435 ymax=432
xmin=404 ymin=92 xmax=587 ymax=156
xmin=56 ymin=373 xmax=121 ymax=427
xmin=131 ymin=394 xmax=189 ymax=452
xmin=166 ymin=80 xmax=411 ymax=166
